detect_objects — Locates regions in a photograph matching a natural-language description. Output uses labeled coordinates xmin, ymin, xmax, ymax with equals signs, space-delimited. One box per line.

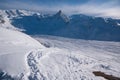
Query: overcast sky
xmin=0 ymin=0 xmax=120 ymax=18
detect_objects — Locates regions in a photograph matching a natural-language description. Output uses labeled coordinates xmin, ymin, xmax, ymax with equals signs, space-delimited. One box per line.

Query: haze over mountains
xmin=1 ymin=9 xmax=120 ymax=41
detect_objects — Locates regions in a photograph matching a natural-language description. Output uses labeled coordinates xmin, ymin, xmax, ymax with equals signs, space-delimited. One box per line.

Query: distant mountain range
xmin=0 ymin=9 xmax=120 ymax=41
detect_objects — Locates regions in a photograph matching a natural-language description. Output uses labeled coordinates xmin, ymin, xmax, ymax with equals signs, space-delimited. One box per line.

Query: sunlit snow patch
xmin=117 ymin=22 xmax=120 ymax=26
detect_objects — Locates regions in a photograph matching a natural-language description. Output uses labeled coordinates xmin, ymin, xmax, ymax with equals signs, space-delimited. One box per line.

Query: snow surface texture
xmin=0 ymin=27 xmax=44 ymax=79
xmin=33 ymin=35 xmax=120 ymax=80
xmin=0 ymin=9 xmax=120 ymax=80
xmin=0 ymin=28 xmax=120 ymax=80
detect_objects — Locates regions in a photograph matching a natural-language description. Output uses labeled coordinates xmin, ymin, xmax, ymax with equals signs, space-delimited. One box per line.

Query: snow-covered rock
xmin=117 ymin=22 xmax=120 ymax=26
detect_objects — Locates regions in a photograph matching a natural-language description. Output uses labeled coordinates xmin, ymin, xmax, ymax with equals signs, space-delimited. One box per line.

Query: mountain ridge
xmin=0 ymin=9 xmax=120 ymax=41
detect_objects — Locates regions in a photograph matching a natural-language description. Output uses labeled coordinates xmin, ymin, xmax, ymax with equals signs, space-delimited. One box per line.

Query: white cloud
xmin=0 ymin=0 xmax=120 ymax=19
xmin=56 ymin=1 xmax=120 ymax=19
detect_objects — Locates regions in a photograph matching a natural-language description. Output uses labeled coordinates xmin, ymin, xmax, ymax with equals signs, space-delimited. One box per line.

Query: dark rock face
xmin=0 ymin=70 xmax=14 ymax=80
xmin=0 ymin=15 xmax=5 ymax=24
xmin=11 ymin=11 xmax=120 ymax=41
xmin=93 ymin=71 xmax=120 ymax=80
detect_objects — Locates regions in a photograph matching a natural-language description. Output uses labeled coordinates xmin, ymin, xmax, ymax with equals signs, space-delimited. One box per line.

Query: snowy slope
xmin=0 ymin=10 xmax=22 ymax=31
xmin=33 ymin=35 xmax=120 ymax=80
xmin=0 ymin=27 xmax=44 ymax=79
xmin=0 ymin=9 xmax=39 ymax=31
xmin=0 ymin=28 xmax=120 ymax=80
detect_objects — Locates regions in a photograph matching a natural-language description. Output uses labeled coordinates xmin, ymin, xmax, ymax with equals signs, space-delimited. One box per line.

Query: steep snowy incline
xmin=0 ymin=27 xmax=44 ymax=77
xmin=0 ymin=9 xmax=39 ymax=31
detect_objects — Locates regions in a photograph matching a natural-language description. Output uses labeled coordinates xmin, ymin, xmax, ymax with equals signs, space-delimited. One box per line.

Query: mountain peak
xmin=54 ymin=10 xmax=69 ymax=23
xmin=57 ymin=10 xmax=62 ymax=15
xmin=55 ymin=10 xmax=63 ymax=16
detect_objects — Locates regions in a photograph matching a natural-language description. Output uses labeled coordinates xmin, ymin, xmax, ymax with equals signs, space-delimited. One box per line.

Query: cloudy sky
xmin=0 ymin=0 xmax=120 ymax=18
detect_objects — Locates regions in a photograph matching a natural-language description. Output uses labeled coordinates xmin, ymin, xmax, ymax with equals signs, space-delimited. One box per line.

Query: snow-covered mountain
xmin=0 ymin=9 xmax=40 ymax=18
xmin=0 ymin=9 xmax=34 ymax=31
xmin=0 ymin=9 xmax=120 ymax=80
xmin=1 ymin=9 xmax=120 ymax=41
